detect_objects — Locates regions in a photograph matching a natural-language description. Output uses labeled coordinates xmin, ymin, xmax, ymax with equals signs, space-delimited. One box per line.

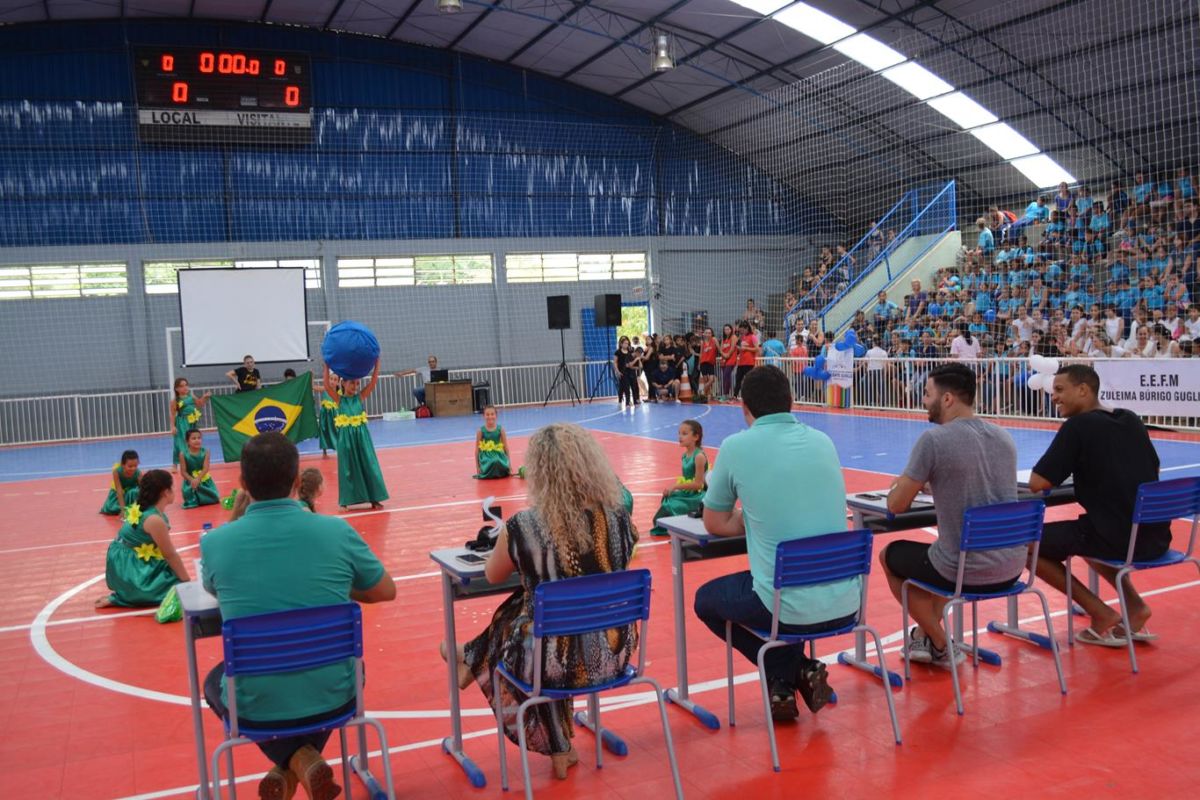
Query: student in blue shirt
xmin=976 ymin=218 xmax=995 ymax=259
xmin=1108 ymin=180 xmax=1129 ymax=220
xmin=973 ymin=289 xmax=994 ymax=313
xmin=1073 ymin=186 xmax=1094 ymax=219
xmin=1133 ymin=172 xmax=1155 ymax=205
xmin=696 ymin=366 xmax=853 ymax=719
xmin=1108 ymin=258 xmax=1130 ymax=283
xmin=1089 ymin=202 xmax=1110 ymax=235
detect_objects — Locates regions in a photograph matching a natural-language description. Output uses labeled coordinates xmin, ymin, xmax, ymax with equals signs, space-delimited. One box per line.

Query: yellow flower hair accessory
xmin=124 ymin=503 xmax=143 ymax=526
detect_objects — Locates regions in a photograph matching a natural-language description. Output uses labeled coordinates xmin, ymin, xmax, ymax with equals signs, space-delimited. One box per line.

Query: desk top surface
xmin=176 ymin=580 xmax=219 ymax=616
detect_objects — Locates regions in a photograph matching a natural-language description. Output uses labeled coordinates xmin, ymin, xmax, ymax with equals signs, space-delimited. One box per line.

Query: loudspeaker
xmin=594 ymin=294 xmax=622 ymax=327
xmin=547 ymin=295 xmax=571 ymax=330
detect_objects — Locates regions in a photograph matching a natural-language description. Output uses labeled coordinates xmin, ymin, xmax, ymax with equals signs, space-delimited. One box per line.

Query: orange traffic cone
xmin=678 ymin=371 xmax=693 ymax=401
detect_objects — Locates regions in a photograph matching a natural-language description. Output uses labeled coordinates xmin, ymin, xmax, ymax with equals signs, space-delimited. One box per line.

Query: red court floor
xmin=1 ymin=423 xmax=1198 ymax=799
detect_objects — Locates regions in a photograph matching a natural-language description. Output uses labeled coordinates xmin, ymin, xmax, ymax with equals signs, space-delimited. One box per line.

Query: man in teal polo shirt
xmin=697 ymin=365 xmax=855 ymax=721
xmin=201 ymin=432 xmax=395 ymax=800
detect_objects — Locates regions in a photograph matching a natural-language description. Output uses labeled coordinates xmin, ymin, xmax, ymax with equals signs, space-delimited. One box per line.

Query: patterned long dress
xmin=649 ymin=449 xmax=707 ymax=535
xmin=463 ymin=506 xmax=638 ymax=755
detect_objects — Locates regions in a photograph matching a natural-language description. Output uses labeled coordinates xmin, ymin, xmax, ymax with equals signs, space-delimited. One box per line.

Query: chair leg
xmin=900 ymin=581 xmax=912 ymax=680
xmin=516 ymin=701 xmax=535 ymax=800
xmin=970 ymin=601 xmax=979 ymax=668
xmin=1029 ymin=589 xmax=1068 ymax=696
xmin=210 ymin=740 xmax=234 ymax=800
xmin=635 ymin=677 xmax=685 ymax=800
xmin=1115 ymin=567 xmax=1139 ymax=674
xmin=494 ymin=669 xmax=510 ymax=791
xmin=941 ymin=601 xmax=965 ymax=715
xmin=588 ymin=693 xmax=603 ymax=769
xmin=339 ymin=727 xmax=353 ymax=799
xmin=755 ymin=642 xmax=782 ymax=772
xmin=225 ymin=745 xmax=237 ymax=800
xmin=725 ymin=621 xmax=736 ymax=726
xmin=862 ymin=626 xmax=902 ymax=745
xmin=361 ymin=718 xmax=397 ymax=800
xmin=1065 ymin=556 xmax=1075 ymax=645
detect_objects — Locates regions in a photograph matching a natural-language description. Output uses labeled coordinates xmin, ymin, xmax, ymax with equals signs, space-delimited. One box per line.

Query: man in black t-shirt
xmin=1029 ymin=364 xmax=1170 ymax=646
xmin=226 ymin=355 xmax=262 ymax=392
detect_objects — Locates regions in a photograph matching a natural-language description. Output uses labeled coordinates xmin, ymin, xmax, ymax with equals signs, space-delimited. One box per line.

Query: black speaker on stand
xmin=588 ymin=294 xmax=622 ymax=402
xmin=543 ymin=295 xmax=580 ymax=407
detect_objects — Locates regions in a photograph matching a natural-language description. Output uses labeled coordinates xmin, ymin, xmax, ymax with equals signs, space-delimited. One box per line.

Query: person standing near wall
xmin=226 ymin=355 xmax=262 ymax=392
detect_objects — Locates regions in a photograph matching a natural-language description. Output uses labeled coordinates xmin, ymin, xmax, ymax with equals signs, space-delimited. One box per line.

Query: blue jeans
xmin=413 ymin=387 xmax=426 ymax=405
xmin=693 ymin=571 xmax=856 ymax=686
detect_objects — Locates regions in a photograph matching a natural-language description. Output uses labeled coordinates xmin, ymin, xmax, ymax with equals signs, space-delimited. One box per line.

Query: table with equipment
xmin=426 ymin=380 xmax=474 ymax=417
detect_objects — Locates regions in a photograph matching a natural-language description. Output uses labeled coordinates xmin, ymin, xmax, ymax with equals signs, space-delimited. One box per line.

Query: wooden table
xmin=427 ymin=380 xmax=474 ymax=417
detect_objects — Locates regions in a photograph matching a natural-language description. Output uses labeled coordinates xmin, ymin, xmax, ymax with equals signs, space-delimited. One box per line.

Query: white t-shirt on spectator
xmin=1104 ymin=317 xmax=1124 ymax=343
xmin=950 ymin=335 xmax=981 ymax=359
xmin=1011 ymin=317 xmax=1034 ymax=342
xmin=865 ymin=346 xmax=888 ymax=370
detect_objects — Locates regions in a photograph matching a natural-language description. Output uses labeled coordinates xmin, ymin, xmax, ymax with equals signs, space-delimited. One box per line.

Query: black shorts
xmin=884 ymin=540 xmax=1018 ymax=595
xmin=1038 ymin=516 xmax=1170 ymax=563
xmin=699 ymin=362 xmax=715 ymax=376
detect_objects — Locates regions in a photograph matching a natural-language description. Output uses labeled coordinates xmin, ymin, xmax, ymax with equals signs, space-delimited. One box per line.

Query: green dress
xmin=102 ymin=506 xmax=179 ymax=607
xmin=476 ymin=425 xmax=511 ymax=479
xmin=100 ymin=464 xmax=140 ymax=515
xmin=172 ymin=394 xmax=201 ymax=464
xmin=650 ymin=449 xmax=707 ymax=535
xmin=335 ymin=393 xmax=389 ymax=506
xmin=619 ymin=481 xmax=634 ymax=515
xmin=318 ymin=394 xmax=339 ymax=452
xmin=181 ymin=448 xmax=220 ymax=509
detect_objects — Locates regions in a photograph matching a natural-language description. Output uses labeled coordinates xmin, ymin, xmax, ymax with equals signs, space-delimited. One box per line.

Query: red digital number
xmin=199 ymin=52 xmax=215 ymax=73
xmin=218 ymin=53 xmax=233 ymax=74
xmin=274 ymin=59 xmax=287 ymax=76
xmin=284 ymin=86 xmax=300 ymax=107
xmin=172 ymin=82 xmax=189 ymax=103
xmin=161 ymin=54 xmax=174 ymax=72
xmin=232 ymin=54 xmax=246 ymax=74
xmin=248 ymin=59 xmax=260 ymax=76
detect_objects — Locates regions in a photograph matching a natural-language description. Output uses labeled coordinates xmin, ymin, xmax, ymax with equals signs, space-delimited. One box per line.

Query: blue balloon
xmin=322 ymin=321 xmax=381 ymax=380
xmin=984 ymin=309 xmax=997 ymax=323
xmin=853 ymin=343 xmax=867 ymax=358
xmin=802 ymin=366 xmax=818 ymax=380
xmin=814 ymin=354 xmax=827 ymax=371
xmin=835 ymin=329 xmax=858 ymax=351
xmin=816 ymin=370 xmax=831 ymax=381
xmin=928 ymin=302 xmax=941 ymax=316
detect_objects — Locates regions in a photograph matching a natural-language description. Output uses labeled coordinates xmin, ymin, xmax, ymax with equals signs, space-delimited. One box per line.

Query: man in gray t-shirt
xmin=883 ymin=363 xmax=1023 ymax=669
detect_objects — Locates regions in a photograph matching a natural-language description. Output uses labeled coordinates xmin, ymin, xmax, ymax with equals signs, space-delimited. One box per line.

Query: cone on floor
xmin=678 ymin=372 xmax=693 ymax=401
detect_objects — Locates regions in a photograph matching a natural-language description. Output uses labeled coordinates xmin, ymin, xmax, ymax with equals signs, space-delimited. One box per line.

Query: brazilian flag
xmin=211 ymin=371 xmax=318 ymax=462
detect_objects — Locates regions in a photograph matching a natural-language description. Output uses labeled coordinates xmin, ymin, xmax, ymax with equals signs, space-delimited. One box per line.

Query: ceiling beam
xmin=322 ymin=0 xmax=348 ymax=30
xmin=386 ymin=0 xmax=422 ymax=40
xmin=259 ymin=1 xmax=274 ymax=24
xmin=504 ymin=0 xmax=595 ymax=65
xmin=447 ymin=0 xmax=503 ymax=50
xmin=558 ymin=0 xmax=693 ymax=81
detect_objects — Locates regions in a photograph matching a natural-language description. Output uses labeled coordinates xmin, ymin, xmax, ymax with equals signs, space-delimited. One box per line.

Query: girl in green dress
xmin=99 ymin=450 xmax=140 ymax=515
xmin=298 ymin=467 xmax=325 ymax=512
xmin=317 ymin=373 xmax=340 ymax=456
xmin=649 ymin=419 xmax=709 ymax=535
xmin=96 ymin=470 xmax=190 ymax=608
xmin=474 ymin=405 xmax=511 ymax=479
xmin=179 ymin=429 xmax=220 ymax=509
xmin=170 ymin=378 xmax=211 ymax=468
xmin=326 ymin=361 xmax=389 ymax=509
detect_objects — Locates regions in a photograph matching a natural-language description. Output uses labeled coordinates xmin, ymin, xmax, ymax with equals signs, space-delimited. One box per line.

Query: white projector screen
xmin=178 ymin=268 xmax=309 ymax=366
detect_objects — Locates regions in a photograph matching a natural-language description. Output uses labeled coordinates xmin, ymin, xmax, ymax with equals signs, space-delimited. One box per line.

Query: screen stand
xmin=543 ymin=329 xmax=580 ymax=407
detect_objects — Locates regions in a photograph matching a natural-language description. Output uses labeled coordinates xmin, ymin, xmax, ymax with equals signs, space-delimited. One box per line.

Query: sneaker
xmin=768 ymin=678 xmax=799 ymax=721
xmin=795 ymin=661 xmax=833 ymax=713
xmin=930 ymin=642 xmax=967 ymax=671
xmin=906 ymin=626 xmax=934 ymax=664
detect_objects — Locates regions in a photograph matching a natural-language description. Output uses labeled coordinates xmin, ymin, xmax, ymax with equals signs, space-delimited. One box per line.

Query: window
xmin=143 ymin=258 xmax=321 ymax=294
xmin=0 ymin=263 xmax=127 ymax=300
xmin=505 ymin=252 xmax=647 ymax=283
xmin=336 ymin=255 xmax=493 ymax=287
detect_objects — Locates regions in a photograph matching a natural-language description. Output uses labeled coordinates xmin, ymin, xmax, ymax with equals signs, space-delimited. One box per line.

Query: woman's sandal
xmin=550 ymin=748 xmax=580 ymax=780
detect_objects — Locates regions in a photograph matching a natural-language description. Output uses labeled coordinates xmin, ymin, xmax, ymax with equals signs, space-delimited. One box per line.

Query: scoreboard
xmin=132 ymin=47 xmax=313 ymax=143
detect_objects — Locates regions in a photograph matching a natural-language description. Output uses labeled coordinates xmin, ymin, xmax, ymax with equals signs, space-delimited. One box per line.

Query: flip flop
xmin=1112 ymin=624 xmax=1159 ymax=642
xmin=1076 ymin=626 xmax=1127 ymax=648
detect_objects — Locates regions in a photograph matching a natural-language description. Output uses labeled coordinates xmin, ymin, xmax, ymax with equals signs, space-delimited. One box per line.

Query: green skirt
xmin=318 ymin=405 xmax=338 ymax=452
xmin=182 ymin=476 xmax=220 ymax=509
xmin=104 ymin=540 xmax=179 ymax=607
xmin=476 ymin=448 xmax=511 ymax=479
xmin=100 ymin=485 xmax=139 ymax=516
xmin=337 ymin=425 xmax=389 ymax=506
xmin=649 ymin=490 xmax=705 ymax=535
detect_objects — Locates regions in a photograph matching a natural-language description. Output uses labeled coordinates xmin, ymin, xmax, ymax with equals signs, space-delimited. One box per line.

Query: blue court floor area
xmin=1 ymin=402 xmax=1198 ymax=483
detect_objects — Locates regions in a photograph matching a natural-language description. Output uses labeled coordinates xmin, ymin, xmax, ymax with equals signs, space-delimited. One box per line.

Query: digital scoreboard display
xmin=133 ymin=47 xmax=313 ymax=143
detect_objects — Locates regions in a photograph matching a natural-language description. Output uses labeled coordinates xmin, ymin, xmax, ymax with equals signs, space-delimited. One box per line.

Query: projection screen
xmin=178 ymin=268 xmax=309 ymax=366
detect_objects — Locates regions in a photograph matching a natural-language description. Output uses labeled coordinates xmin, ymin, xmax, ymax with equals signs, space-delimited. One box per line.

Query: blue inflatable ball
xmin=985 ymin=309 xmax=997 ymax=323
xmin=853 ymin=343 xmax=867 ymax=358
xmin=322 ymin=321 xmax=381 ymax=380
xmin=928 ymin=302 xmax=942 ymax=316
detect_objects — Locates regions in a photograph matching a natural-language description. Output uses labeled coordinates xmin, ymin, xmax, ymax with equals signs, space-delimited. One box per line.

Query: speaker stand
xmin=543 ymin=329 xmax=581 ymax=407
xmin=587 ymin=360 xmax=615 ymax=403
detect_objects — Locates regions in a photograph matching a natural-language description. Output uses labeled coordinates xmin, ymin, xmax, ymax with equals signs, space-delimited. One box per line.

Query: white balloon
xmin=1043 ymin=357 xmax=1061 ymax=374
xmin=1027 ymin=373 xmax=1046 ymax=391
xmin=1028 ymin=354 xmax=1047 ymax=374
xmin=1043 ymin=375 xmax=1056 ymax=394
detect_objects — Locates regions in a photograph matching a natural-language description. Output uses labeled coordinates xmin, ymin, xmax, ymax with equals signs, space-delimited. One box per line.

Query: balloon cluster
xmin=834 ymin=328 xmax=867 ymax=358
xmin=802 ymin=353 xmax=831 ymax=382
xmin=1026 ymin=354 xmax=1060 ymax=393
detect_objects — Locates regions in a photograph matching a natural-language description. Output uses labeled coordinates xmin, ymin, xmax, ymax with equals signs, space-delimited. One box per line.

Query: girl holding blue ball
xmin=325 ymin=361 xmax=389 ymax=510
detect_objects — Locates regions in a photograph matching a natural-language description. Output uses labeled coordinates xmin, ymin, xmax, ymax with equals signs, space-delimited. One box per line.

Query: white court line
xmin=111 ymin=575 xmax=1200 ymax=800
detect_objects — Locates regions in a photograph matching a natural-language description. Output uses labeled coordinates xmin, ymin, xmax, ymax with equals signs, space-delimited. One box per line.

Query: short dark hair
xmin=740 ymin=366 xmax=792 ymax=418
xmin=928 ymin=362 xmax=976 ymax=405
xmin=283 ymin=368 xmax=297 ymax=379
xmin=240 ymin=432 xmax=299 ymax=501
xmin=1055 ymin=363 xmax=1099 ymax=395
xmin=120 ymin=449 xmax=139 ymax=464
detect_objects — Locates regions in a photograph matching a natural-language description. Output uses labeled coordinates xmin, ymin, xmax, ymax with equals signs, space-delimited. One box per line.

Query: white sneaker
xmin=906 ymin=626 xmax=933 ymax=663
xmin=931 ymin=642 xmax=967 ymax=671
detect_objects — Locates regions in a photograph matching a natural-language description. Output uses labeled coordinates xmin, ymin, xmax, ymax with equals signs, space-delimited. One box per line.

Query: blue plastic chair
xmin=725 ymin=530 xmax=901 ymax=772
xmin=493 ymin=569 xmax=682 ymax=800
xmin=209 ymin=603 xmax=395 ymax=800
xmin=901 ymin=499 xmax=1066 ymax=715
xmin=1065 ymin=477 xmax=1200 ymax=673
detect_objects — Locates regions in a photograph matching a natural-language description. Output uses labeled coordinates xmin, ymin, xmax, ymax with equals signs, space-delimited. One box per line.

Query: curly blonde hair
xmin=524 ymin=423 xmax=622 ymax=551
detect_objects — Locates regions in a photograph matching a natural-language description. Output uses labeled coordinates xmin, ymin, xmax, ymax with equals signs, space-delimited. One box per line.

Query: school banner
xmin=211 ymin=371 xmax=318 ymax=462
xmin=1093 ymin=359 xmax=1200 ymax=417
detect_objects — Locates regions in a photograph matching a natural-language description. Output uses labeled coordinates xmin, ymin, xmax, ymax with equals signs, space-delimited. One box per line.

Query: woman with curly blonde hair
xmin=443 ymin=422 xmax=638 ymax=780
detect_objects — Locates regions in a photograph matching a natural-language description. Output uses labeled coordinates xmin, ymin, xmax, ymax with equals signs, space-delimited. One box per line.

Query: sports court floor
xmin=1 ymin=402 xmax=1198 ymax=799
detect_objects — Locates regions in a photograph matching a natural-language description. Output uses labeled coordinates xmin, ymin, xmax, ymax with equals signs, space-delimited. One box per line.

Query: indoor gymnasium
xmin=1 ymin=2 xmax=1198 ymax=799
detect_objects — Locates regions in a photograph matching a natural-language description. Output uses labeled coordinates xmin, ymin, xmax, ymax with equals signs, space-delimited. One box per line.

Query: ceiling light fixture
xmin=652 ymin=33 xmax=674 ymax=72
xmin=437 ymin=0 xmax=463 ymax=13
